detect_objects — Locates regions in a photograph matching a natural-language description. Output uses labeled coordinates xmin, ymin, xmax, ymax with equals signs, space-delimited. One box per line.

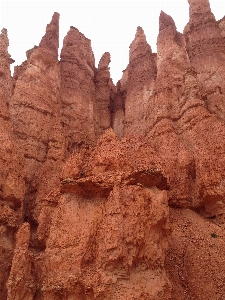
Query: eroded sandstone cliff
xmin=1 ymin=0 xmax=225 ymax=299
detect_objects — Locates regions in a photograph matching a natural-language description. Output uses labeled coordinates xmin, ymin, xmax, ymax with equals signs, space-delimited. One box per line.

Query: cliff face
xmin=1 ymin=0 xmax=225 ymax=299
xmin=123 ymin=27 xmax=157 ymax=136
xmin=0 ymin=29 xmax=26 ymax=299
xmin=94 ymin=52 xmax=116 ymax=140
xmin=184 ymin=0 xmax=225 ymax=120
xmin=10 ymin=13 xmax=61 ymax=180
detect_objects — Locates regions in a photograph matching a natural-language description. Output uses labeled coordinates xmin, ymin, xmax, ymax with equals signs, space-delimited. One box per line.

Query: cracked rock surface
xmin=1 ymin=1 xmax=225 ymax=299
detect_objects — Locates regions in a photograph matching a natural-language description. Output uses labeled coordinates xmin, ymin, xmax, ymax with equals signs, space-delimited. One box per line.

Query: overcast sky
xmin=1 ymin=0 xmax=225 ymax=83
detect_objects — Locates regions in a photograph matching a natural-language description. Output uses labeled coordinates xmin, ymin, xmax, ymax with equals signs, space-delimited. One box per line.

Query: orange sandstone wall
xmin=1 ymin=0 xmax=225 ymax=299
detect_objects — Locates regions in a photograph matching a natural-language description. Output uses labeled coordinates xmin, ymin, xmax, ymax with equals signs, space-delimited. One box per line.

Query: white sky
xmin=1 ymin=0 xmax=225 ymax=83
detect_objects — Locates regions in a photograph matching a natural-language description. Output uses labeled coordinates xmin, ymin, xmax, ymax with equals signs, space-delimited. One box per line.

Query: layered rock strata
xmin=60 ymin=26 xmax=96 ymax=152
xmin=111 ymin=72 xmax=126 ymax=139
xmin=0 ymin=28 xmax=26 ymax=299
xmin=165 ymin=208 xmax=225 ymax=300
xmin=153 ymin=6 xmax=225 ymax=299
xmin=9 ymin=12 xmax=61 ymax=180
xmin=123 ymin=27 xmax=157 ymax=135
xmin=184 ymin=0 xmax=225 ymax=120
xmin=1 ymin=0 xmax=225 ymax=299
xmin=8 ymin=130 xmax=171 ymax=299
xmin=143 ymin=10 xmax=225 ymax=216
xmin=94 ymin=52 xmax=116 ymax=139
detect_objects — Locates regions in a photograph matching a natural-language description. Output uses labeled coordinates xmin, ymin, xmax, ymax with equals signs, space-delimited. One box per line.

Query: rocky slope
xmin=1 ymin=0 xmax=225 ymax=299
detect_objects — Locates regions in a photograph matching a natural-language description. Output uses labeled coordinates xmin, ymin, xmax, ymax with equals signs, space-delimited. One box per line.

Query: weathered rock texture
xmin=60 ymin=26 xmax=96 ymax=152
xmin=165 ymin=208 xmax=225 ymax=300
xmin=94 ymin=52 xmax=116 ymax=140
xmin=9 ymin=12 xmax=61 ymax=180
xmin=123 ymin=27 xmax=157 ymax=135
xmin=33 ymin=130 xmax=171 ymax=299
xmin=0 ymin=28 xmax=26 ymax=299
xmin=7 ymin=223 xmax=35 ymax=300
xmin=184 ymin=0 xmax=225 ymax=120
xmin=1 ymin=0 xmax=225 ymax=299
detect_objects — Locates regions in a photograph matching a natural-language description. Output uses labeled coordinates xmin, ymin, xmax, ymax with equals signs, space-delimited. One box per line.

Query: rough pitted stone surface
xmin=0 ymin=28 xmax=14 ymax=103
xmin=7 ymin=223 xmax=35 ymax=300
xmin=7 ymin=13 xmax=63 ymax=263
xmin=0 ymin=28 xmax=26 ymax=300
xmin=60 ymin=26 xmax=96 ymax=152
xmin=149 ymin=8 xmax=225 ymax=298
xmin=165 ymin=208 xmax=225 ymax=300
xmin=184 ymin=0 xmax=225 ymax=120
xmin=218 ymin=16 xmax=225 ymax=37
xmin=94 ymin=52 xmax=116 ymax=139
xmin=123 ymin=27 xmax=157 ymax=135
xmin=143 ymin=9 xmax=225 ymax=216
xmin=2 ymin=1 xmax=225 ymax=299
xmin=145 ymin=10 xmax=196 ymax=207
xmin=12 ymin=130 xmax=171 ymax=299
xmin=9 ymin=13 xmax=61 ymax=180
xmin=111 ymin=74 xmax=126 ymax=139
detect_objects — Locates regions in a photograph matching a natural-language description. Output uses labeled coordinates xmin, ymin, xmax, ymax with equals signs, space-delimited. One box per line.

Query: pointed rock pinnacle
xmin=188 ymin=0 xmax=215 ymax=25
xmin=39 ymin=12 xmax=60 ymax=60
xmin=159 ymin=11 xmax=176 ymax=31
xmin=98 ymin=52 xmax=111 ymax=70
xmin=129 ymin=26 xmax=152 ymax=62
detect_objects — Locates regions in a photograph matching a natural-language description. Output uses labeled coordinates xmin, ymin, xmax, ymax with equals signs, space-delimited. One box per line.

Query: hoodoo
xmin=1 ymin=1 xmax=225 ymax=299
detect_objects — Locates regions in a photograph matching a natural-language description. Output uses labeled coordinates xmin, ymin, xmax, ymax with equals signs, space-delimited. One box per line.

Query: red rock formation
xmin=153 ymin=7 xmax=225 ymax=299
xmin=13 ymin=46 xmax=37 ymax=83
xmin=111 ymin=70 xmax=127 ymax=139
xmin=218 ymin=16 xmax=225 ymax=37
xmin=146 ymin=11 xmax=195 ymax=207
xmin=2 ymin=1 xmax=225 ymax=299
xmin=165 ymin=208 xmax=225 ymax=300
xmin=15 ymin=130 xmax=171 ymax=299
xmin=145 ymin=9 xmax=225 ymax=215
xmin=124 ymin=27 xmax=157 ymax=135
xmin=7 ymin=13 xmax=63 ymax=263
xmin=7 ymin=223 xmax=35 ymax=300
xmin=0 ymin=28 xmax=14 ymax=103
xmin=94 ymin=52 xmax=116 ymax=139
xmin=9 ymin=12 xmax=61 ymax=180
xmin=184 ymin=0 xmax=225 ymax=120
xmin=0 ymin=28 xmax=26 ymax=299
xmin=111 ymin=86 xmax=125 ymax=139
xmin=60 ymin=26 xmax=96 ymax=152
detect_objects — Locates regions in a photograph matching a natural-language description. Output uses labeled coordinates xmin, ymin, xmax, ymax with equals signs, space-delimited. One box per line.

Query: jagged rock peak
xmin=188 ymin=0 xmax=216 ymax=25
xmin=0 ymin=27 xmax=14 ymax=98
xmin=0 ymin=29 xmax=14 ymax=65
xmin=1 ymin=28 xmax=8 ymax=39
xmin=39 ymin=12 xmax=60 ymax=58
xmin=131 ymin=26 xmax=148 ymax=46
xmin=135 ymin=26 xmax=145 ymax=38
xmin=129 ymin=26 xmax=152 ymax=62
xmin=159 ymin=11 xmax=176 ymax=31
xmin=68 ymin=25 xmax=91 ymax=42
xmin=188 ymin=0 xmax=211 ymax=12
xmin=98 ymin=52 xmax=111 ymax=70
xmin=0 ymin=28 xmax=10 ymax=57
xmin=60 ymin=25 xmax=94 ymax=62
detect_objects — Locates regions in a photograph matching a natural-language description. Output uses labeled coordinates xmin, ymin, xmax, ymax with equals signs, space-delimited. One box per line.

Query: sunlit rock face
xmin=2 ymin=1 xmax=225 ymax=299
